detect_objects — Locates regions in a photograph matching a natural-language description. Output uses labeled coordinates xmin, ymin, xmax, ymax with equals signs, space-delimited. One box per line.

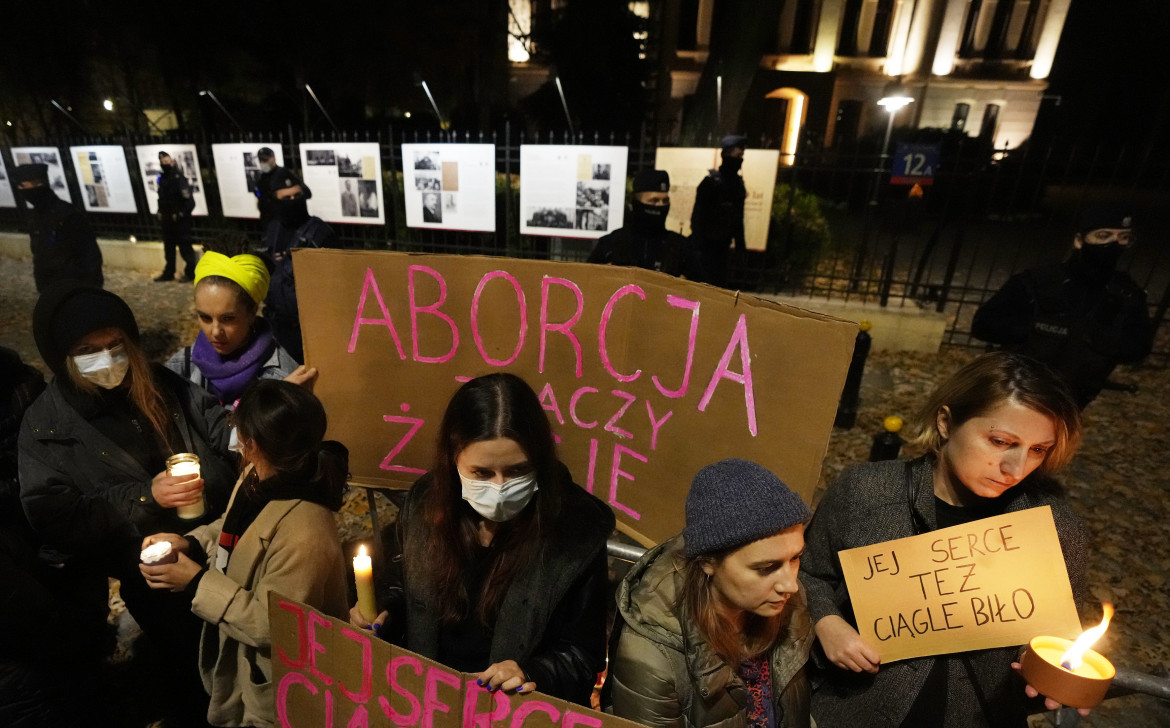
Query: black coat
xmin=26 ymin=196 xmax=103 ymax=293
xmin=255 ymin=165 xmax=311 ymax=225
xmin=157 ymin=166 xmax=195 ymax=219
xmin=588 ymin=227 xmax=703 ymax=279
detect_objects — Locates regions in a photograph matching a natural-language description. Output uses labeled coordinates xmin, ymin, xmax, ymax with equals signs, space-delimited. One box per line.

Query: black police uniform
xmin=156 ymin=165 xmax=197 ymax=280
xmin=23 ymin=189 xmax=103 ymax=293
xmin=254 ymin=165 xmax=311 ymax=227
xmin=690 ymin=165 xmax=746 ymax=286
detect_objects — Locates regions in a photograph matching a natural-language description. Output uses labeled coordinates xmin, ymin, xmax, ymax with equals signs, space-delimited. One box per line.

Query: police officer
xmin=253 ymin=147 xmax=311 ymax=227
xmin=971 ymin=204 xmax=1154 ymax=408
xmin=690 ymin=134 xmax=748 ymax=287
xmin=588 ymin=169 xmax=701 ymax=279
xmin=12 ymin=163 xmax=103 ymax=292
xmin=154 ymin=151 xmax=197 ymax=282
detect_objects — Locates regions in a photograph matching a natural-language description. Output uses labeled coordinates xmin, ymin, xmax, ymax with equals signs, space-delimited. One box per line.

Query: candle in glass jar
xmin=166 ymin=453 xmax=206 ymax=520
xmin=353 ymin=545 xmax=377 ymax=623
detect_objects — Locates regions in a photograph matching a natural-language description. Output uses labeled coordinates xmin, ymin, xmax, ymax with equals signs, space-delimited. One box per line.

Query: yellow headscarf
xmin=193 ymin=251 xmax=270 ymax=304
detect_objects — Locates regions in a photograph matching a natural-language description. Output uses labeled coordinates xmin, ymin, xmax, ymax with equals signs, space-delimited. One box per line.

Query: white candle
xmin=353 ymin=544 xmax=377 ymax=623
xmin=167 ymin=454 xmax=206 ymax=520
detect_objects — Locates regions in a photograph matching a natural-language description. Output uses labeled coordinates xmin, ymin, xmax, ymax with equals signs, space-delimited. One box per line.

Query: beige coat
xmin=188 ymin=476 xmax=348 ymax=727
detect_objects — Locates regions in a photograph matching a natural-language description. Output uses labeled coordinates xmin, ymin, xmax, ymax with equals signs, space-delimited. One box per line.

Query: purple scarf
xmin=190 ymin=323 xmax=276 ymax=405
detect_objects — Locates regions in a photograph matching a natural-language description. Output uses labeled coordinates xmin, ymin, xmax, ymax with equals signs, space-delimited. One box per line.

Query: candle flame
xmin=358 ymin=544 xmax=368 ymax=558
xmin=1061 ymin=602 xmax=1113 ymax=671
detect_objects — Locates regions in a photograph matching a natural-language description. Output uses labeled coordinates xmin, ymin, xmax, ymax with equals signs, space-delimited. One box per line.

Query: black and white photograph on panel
xmin=421 ymin=191 xmax=442 ymax=223
xmin=358 ymin=180 xmax=379 ymax=218
xmin=337 ymin=153 xmax=363 ymax=178
xmin=414 ymin=151 xmax=440 ymax=170
xmin=524 ymin=207 xmax=574 ymax=229
xmin=306 ymin=149 xmax=336 ymax=166
xmin=414 ymin=173 xmax=441 ymax=191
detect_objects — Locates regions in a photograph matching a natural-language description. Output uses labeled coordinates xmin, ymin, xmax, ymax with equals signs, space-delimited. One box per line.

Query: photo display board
xmin=520 ymin=145 xmax=627 ymax=239
xmin=402 ymin=143 xmax=496 ymax=232
xmin=134 ymin=143 xmax=209 ymax=216
xmin=68 ymin=145 xmax=138 ymax=213
xmin=0 ymin=153 xmax=15 ymax=208
xmin=11 ymin=146 xmax=74 ymax=205
xmin=294 ymin=249 xmax=858 ymax=546
xmin=211 ymin=142 xmax=284 ymax=219
xmin=655 ymin=147 xmax=781 ymax=251
xmin=298 ymin=142 xmax=384 ymax=225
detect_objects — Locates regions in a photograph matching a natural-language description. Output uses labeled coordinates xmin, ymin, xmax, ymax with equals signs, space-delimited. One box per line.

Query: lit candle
xmin=166 ymin=453 xmax=206 ymax=520
xmin=1019 ymin=603 xmax=1116 ymax=708
xmin=353 ymin=544 xmax=377 ymax=623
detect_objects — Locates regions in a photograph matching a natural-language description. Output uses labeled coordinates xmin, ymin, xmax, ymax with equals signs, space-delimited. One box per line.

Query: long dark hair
xmin=416 ymin=372 xmax=564 ymax=625
xmin=234 ymin=380 xmax=347 ymax=508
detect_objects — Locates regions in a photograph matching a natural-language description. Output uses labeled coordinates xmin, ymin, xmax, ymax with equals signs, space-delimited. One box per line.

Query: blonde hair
xmin=909 ymin=352 xmax=1082 ymax=474
xmin=67 ymin=334 xmax=173 ymax=448
xmin=677 ymin=551 xmax=784 ymax=665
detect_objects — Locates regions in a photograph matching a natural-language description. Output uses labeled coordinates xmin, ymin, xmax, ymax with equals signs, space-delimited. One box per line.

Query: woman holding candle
xmin=140 ymin=379 xmax=348 ymax=728
xmin=605 ymin=458 xmax=814 ymax=728
xmin=800 ymin=352 xmax=1089 ymax=727
xmin=166 ymin=237 xmax=315 ymax=409
xmin=351 ymin=372 xmax=615 ymax=706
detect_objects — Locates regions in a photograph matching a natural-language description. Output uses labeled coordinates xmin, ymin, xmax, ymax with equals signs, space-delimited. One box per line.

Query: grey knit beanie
xmin=682 ymin=458 xmax=812 ymax=558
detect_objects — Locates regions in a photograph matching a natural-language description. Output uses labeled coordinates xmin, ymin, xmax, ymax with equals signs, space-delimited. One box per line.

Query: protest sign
xmin=270 ymin=594 xmax=646 ymax=728
xmin=654 ymin=147 xmax=780 ymax=252
xmin=295 ymin=249 xmax=856 ymax=545
xmin=839 ymin=506 xmax=1083 ymax=663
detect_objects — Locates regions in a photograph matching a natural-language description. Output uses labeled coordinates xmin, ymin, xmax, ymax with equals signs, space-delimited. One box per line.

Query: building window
xmin=833 ymin=99 xmax=863 ymax=148
xmin=951 ymin=103 xmax=970 ymax=132
xmin=959 ymin=0 xmax=984 ymax=57
xmin=677 ymin=0 xmax=700 ymax=50
xmin=978 ymin=103 xmax=1001 ymax=142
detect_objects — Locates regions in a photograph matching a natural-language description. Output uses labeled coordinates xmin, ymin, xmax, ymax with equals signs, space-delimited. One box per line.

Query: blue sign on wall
xmin=891 ymin=143 xmax=939 ymax=185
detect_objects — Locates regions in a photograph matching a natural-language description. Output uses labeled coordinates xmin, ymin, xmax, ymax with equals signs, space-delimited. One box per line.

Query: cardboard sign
xmin=69 ymin=145 xmax=139 ymax=213
xmin=402 ymin=144 xmax=496 ymax=232
xmin=211 ymin=142 xmax=284 ymax=218
xmin=11 ymin=146 xmax=74 ymax=205
xmin=270 ymin=594 xmax=646 ymax=728
xmin=134 ymin=143 xmax=210 ymax=216
xmin=295 ymin=249 xmax=856 ymax=545
xmin=654 ymin=148 xmax=780 ymax=252
xmin=839 ymin=506 xmax=1082 ymax=663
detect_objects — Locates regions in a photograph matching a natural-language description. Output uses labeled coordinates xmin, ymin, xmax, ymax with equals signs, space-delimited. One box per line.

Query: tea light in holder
xmin=166 ymin=453 xmax=206 ymax=520
xmin=1019 ymin=603 xmax=1116 ymax=709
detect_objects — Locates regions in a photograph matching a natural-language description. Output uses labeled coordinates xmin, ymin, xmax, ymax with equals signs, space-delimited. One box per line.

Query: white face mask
xmin=459 ymin=471 xmax=539 ymax=522
xmin=259 ymin=161 xmax=276 ymax=174
xmin=72 ymin=345 xmax=130 ymax=389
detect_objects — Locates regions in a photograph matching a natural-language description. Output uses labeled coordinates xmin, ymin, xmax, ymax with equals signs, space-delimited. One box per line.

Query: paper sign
xmin=839 ymin=506 xmax=1082 ymax=663
xmin=11 ymin=146 xmax=74 ymax=205
xmin=270 ymin=594 xmax=646 ymax=728
xmin=294 ymin=249 xmax=857 ymax=545
xmin=654 ymin=148 xmax=780 ymax=252
xmin=403 ymin=143 xmax=496 ymax=232
xmin=0 ymin=153 xmax=16 ymax=208
xmin=68 ymin=145 xmax=139 ymax=213
xmin=211 ymin=142 xmax=284 ymax=218
xmin=299 ymin=142 xmax=385 ymax=225
xmin=520 ymin=145 xmax=628 ymax=239
xmin=134 ymin=143 xmax=209 ymax=216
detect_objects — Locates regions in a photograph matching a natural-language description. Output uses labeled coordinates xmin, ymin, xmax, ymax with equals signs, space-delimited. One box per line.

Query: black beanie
xmin=1077 ymin=203 xmax=1134 ymax=234
xmin=682 ymin=458 xmax=811 ymax=558
xmin=32 ymin=283 xmax=139 ymax=377
xmin=158 ymin=151 xmax=170 ymax=160
xmin=632 ymin=169 xmax=670 ymax=194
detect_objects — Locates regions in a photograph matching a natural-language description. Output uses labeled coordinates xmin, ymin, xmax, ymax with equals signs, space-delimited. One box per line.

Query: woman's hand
xmin=284 ymin=365 xmax=319 ymax=390
xmin=1011 ymin=662 xmax=1092 ymax=717
xmin=348 ymin=605 xmax=389 ymax=634
xmin=139 ymin=552 xmax=202 ymax=592
xmin=475 ymin=660 xmax=535 ymax=694
xmin=815 ymin=615 xmax=881 ymax=674
xmin=150 ymin=470 xmax=204 ymax=509
xmin=141 ymin=532 xmax=191 ymax=554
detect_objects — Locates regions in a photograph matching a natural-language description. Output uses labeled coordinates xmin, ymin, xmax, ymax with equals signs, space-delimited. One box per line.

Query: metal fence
xmin=3 ymin=127 xmax=1167 ymax=363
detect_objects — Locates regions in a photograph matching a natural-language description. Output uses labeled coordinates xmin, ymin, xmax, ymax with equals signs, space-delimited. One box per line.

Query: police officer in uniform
xmin=253 ymin=147 xmax=311 ymax=227
xmin=972 ymin=204 xmax=1154 ymax=408
xmin=588 ymin=169 xmax=700 ymax=279
xmin=12 ymin=164 xmax=103 ymax=292
xmin=690 ymin=134 xmax=748 ymax=287
xmin=154 ymin=151 xmax=198 ymax=282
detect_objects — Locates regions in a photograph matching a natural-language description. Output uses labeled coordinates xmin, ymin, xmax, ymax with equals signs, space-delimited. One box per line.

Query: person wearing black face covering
xmin=260 ymin=184 xmax=339 ymax=364
xmin=971 ymin=204 xmax=1154 ymax=408
xmin=13 ymin=163 xmax=103 ymax=292
xmin=588 ymin=169 xmax=701 ymax=278
xmin=690 ymin=134 xmax=748 ymax=286
xmin=155 ymin=151 xmax=199 ymax=282
xmin=253 ymin=146 xmax=311 ymax=227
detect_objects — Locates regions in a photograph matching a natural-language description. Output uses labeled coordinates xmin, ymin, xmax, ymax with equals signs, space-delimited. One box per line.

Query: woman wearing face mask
xmin=605 ymin=458 xmax=814 ymax=728
xmin=140 ymin=380 xmax=348 ymax=728
xmin=18 ymin=282 xmax=237 ymax=725
xmin=166 ymin=243 xmax=316 ymax=408
xmin=800 ymin=352 xmax=1089 ymax=728
xmin=350 ymin=372 xmax=615 ymax=705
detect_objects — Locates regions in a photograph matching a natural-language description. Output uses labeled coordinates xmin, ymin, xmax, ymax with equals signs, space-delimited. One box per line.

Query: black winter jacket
xmin=26 ymin=196 xmax=103 ymax=293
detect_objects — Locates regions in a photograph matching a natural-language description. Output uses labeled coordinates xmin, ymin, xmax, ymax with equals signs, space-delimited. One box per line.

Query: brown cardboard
xmin=294 ymin=249 xmax=857 ymax=545
xmin=269 ymin=593 xmax=648 ymax=728
xmin=838 ymin=506 xmax=1083 ymax=663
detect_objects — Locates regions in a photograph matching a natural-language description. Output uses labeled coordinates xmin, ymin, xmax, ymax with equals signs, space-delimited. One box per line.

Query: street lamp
xmin=103 ymin=98 xmax=114 ymax=111
xmin=198 ymin=89 xmax=244 ymax=132
xmin=877 ymin=79 xmax=914 ymax=161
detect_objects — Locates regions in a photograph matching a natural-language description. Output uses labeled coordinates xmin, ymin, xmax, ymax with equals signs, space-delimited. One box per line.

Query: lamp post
xmin=869 ymin=79 xmax=914 ymax=205
xmin=198 ymin=90 xmax=244 ymax=132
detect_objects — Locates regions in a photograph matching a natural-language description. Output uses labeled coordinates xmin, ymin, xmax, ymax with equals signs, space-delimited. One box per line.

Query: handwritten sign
xmin=270 ymin=594 xmax=646 ymax=728
xmin=294 ymin=249 xmax=856 ymax=545
xmin=839 ymin=506 xmax=1082 ymax=663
